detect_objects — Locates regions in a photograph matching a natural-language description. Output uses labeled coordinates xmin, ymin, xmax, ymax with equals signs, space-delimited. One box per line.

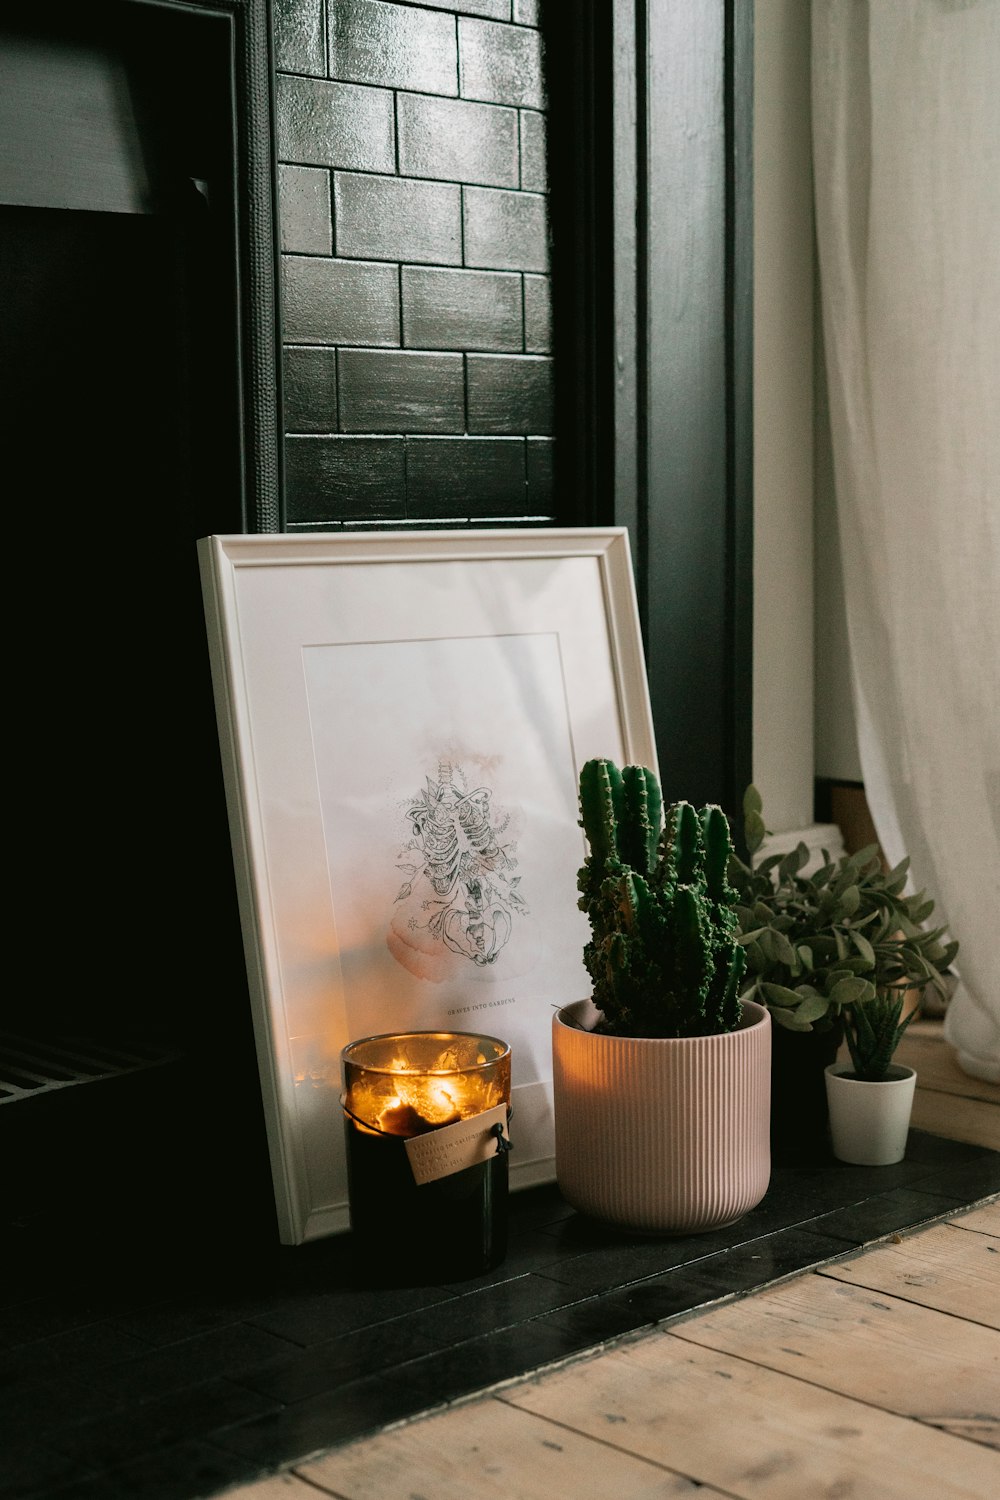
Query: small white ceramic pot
xmin=824 ymin=1063 xmax=917 ymax=1166
xmin=551 ymin=998 xmax=771 ymax=1235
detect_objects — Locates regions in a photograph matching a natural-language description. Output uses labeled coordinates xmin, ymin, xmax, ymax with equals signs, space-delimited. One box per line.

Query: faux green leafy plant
xmin=576 ymin=758 xmax=747 ymax=1038
xmin=729 ymin=785 xmax=958 ymax=1036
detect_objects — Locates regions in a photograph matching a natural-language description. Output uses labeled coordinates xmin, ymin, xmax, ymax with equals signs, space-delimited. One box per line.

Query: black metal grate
xmin=0 ymin=1031 xmax=181 ymax=1103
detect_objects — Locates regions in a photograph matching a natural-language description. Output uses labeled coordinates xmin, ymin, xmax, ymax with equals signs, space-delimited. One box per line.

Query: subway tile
xmin=335 ymin=172 xmax=462 ymax=265
xmin=339 ymin=349 xmax=465 ymax=434
xmin=399 ymin=1273 xmax=578 ymax=1347
xmin=9 ymin=1439 xmax=265 ymax=1500
xmin=281 ymin=255 xmax=399 ymax=346
xmin=519 ymin=108 xmax=547 ymax=191
xmin=401 ymin=265 xmax=522 ymax=351
xmin=467 ymin=353 xmax=553 ymax=434
xmin=377 ymin=1323 xmax=571 ymax=1413
xmin=464 ymin=186 xmax=548 ymax=272
xmin=418 ymin=0 xmax=511 ymax=17
xmin=2 ymin=1319 xmax=149 ymax=1383
xmin=329 ymin=0 xmax=457 ymax=95
xmin=513 ymin=0 xmax=541 ymax=23
xmin=244 ymin=1278 xmax=451 ymax=1348
xmin=904 ymin=1130 xmax=993 ymax=1168
xmin=273 ymin=0 xmax=325 ymax=77
xmin=406 ymin=437 xmax=526 ymax=517
xmin=910 ymin=1153 xmax=1000 ymax=1204
xmin=283 ymin=347 xmax=338 ymax=433
xmin=81 ymin=1323 xmax=302 ymax=1404
xmin=534 ymin=1231 xmax=722 ymax=1298
xmin=807 ymin=1187 xmax=960 ymax=1247
xmin=210 ymin=1372 xmax=417 ymax=1468
xmin=57 ymin=1378 xmax=278 ymax=1473
xmin=276 ymin=75 xmax=395 ymax=173
xmin=675 ymin=1228 xmax=853 ymax=1299
xmin=284 ymin=437 xmax=406 ymax=523
xmin=397 ymin=94 xmax=518 ymax=189
xmin=278 ymin=165 xmax=332 ymax=256
xmin=459 ymin=15 xmax=544 ymax=108
xmin=523 ymin=272 xmax=551 ymax=351
xmin=0 ymin=1437 xmax=90 ymax=1497
xmin=526 ymin=435 xmax=554 ymax=511
xmin=237 ymin=1317 xmax=438 ymax=1406
xmin=536 ymin=1273 xmax=717 ymax=1349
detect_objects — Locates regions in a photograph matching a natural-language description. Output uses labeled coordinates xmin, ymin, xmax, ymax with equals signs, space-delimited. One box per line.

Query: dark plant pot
xmin=769 ymin=1018 xmax=844 ymax=1164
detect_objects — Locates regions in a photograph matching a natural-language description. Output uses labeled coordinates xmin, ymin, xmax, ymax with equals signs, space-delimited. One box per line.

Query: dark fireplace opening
xmin=1 ymin=1 xmax=279 ymax=1268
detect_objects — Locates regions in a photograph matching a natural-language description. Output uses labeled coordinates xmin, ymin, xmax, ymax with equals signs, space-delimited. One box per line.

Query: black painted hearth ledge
xmin=2 ymin=1131 xmax=998 ymax=1500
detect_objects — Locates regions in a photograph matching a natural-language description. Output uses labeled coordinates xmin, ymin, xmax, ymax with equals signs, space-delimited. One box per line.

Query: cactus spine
xmin=577 ymin=759 xmax=746 ymax=1038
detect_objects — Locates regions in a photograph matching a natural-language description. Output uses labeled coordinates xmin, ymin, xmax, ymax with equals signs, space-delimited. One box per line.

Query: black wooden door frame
xmin=548 ymin=0 xmax=754 ymax=821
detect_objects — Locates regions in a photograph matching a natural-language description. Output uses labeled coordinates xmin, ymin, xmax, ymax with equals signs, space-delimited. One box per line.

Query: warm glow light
xmin=343 ymin=1033 xmax=510 ymax=1139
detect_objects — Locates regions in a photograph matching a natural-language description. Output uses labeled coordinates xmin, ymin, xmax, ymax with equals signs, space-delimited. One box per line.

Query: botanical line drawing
xmin=392 ymin=761 xmax=527 ymax=969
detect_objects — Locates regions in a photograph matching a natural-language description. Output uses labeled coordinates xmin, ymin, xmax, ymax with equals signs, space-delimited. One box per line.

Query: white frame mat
xmin=198 ymin=529 xmax=656 ymax=1244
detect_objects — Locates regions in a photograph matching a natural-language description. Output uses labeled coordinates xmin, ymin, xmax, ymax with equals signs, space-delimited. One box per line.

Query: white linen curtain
xmin=811 ymin=0 xmax=1000 ymax=1083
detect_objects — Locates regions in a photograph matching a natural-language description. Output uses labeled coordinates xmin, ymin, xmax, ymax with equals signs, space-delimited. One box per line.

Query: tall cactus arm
xmin=618 ymin=764 xmax=664 ymax=877
xmin=661 ymin=801 xmax=702 ymax=888
xmin=665 ymin=886 xmax=713 ymax=1005
xmin=701 ymin=805 xmax=734 ymax=904
xmin=713 ymin=943 xmax=747 ymax=1033
xmin=578 ymin=758 xmax=625 ymax=898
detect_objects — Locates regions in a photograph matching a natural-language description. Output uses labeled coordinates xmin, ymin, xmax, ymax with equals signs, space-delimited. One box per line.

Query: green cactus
xmin=576 ymin=758 xmax=747 ymax=1038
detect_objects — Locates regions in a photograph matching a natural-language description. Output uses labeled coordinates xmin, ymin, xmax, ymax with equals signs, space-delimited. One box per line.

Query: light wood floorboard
xmin=225 ymin=1024 xmax=1000 ymax=1500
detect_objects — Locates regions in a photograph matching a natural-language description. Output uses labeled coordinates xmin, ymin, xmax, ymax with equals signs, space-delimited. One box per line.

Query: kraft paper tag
xmin=404 ymin=1103 xmax=510 ymax=1186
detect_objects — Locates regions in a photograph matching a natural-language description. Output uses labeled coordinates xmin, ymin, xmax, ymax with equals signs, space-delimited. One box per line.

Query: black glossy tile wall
xmin=276 ymin=76 xmax=395 ymax=173
xmin=402 ymin=266 xmax=522 ymax=351
xmin=407 ymin=436 xmax=527 ymax=516
xmin=283 ymin=348 xmax=337 ymax=432
xmin=467 ymin=353 xmax=553 ymax=434
xmin=397 ymin=94 xmax=519 ymax=188
xmin=282 ymin=256 xmax=399 ymax=346
xmin=278 ymin=167 xmax=332 ymax=256
xmin=274 ymin=0 xmax=325 ymax=77
xmin=330 ymin=1 xmax=458 ymax=95
xmin=273 ymin=0 xmax=554 ymax=528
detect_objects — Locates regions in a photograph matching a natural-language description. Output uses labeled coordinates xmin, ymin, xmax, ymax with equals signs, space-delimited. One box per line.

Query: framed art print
xmin=198 ymin=528 xmax=656 ymax=1244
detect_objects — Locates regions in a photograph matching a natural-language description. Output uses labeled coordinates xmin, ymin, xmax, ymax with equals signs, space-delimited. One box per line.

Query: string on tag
xmin=491 ymin=1122 xmax=512 ymax=1155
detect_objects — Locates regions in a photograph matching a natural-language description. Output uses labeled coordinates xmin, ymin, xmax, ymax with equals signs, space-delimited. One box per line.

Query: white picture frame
xmin=197 ymin=528 xmax=656 ymax=1245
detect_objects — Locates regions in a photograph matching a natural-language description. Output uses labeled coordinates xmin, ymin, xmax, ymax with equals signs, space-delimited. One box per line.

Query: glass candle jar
xmin=341 ymin=1031 xmax=512 ymax=1285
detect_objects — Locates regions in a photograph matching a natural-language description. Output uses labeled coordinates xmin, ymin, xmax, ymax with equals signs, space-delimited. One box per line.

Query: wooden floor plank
xmin=949 ymin=1198 xmax=1000 ymax=1236
xmin=667 ymin=1272 xmax=1000 ymax=1428
xmin=907 ymin=1087 xmax=1000 ymax=1150
xmin=820 ymin=1220 xmax=1000 ymax=1327
xmin=503 ymin=1334 xmax=1000 ymax=1500
xmin=221 ymin=1478 xmax=317 ymax=1498
xmin=895 ymin=1032 xmax=1000 ymax=1106
xmin=294 ymin=1396 xmax=728 ymax=1499
xmin=931 ymin=1418 xmax=999 ymax=1450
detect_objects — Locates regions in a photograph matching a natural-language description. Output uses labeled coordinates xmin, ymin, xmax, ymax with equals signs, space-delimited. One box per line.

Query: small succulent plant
xmin=842 ymin=988 xmax=918 ymax=1081
xmin=576 ymin=758 xmax=746 ymax=1038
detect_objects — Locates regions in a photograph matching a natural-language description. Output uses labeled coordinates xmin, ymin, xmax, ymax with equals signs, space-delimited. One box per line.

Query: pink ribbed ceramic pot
xmin=552 ymin=998 xmax=771 ymax=1234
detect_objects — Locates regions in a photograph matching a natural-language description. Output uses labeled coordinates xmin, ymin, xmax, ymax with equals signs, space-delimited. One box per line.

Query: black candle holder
xmin=341 ymin=1031 xmax=512 ymax=1286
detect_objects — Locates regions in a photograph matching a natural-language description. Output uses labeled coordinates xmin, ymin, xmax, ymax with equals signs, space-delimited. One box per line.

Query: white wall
xmin=752 ymin=0 xmax=817 ymax=833
xmin=813 ymin=316 xmax=863 ymax=781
